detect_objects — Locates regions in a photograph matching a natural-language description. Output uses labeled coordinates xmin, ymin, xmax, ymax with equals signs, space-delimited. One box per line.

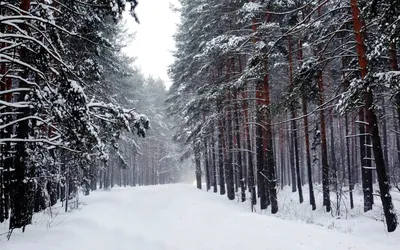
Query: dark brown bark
xmin=351 ymin=0 xmax=397 ymax=232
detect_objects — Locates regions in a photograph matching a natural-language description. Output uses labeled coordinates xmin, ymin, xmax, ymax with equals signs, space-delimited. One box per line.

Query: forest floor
xmin=1 ymin=184 xmax=399 ymax=249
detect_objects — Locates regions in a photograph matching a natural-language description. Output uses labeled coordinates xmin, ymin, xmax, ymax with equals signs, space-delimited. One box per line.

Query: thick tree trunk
xmin=10 ymin=0 xmax=33 ymax=230
xmin=351 ymin=0 xmax=397 ymax=232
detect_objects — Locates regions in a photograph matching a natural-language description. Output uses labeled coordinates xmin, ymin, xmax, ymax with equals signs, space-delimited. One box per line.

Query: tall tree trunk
xmin=302 ymin=93 xmax=316 ymax=210
xmin=351 ymin=0 xmax=397 ymax=232
xmin=235 ymin=92 xmax=246 ymax=202
xmin=288 ymin=36 xmax=303 ymax=203
xmin=316 ymin=0 xmax=331 ymax=213
xmin=256 ymin=108 xmax=267 ymax=209
xmin=389 ymin=42 xmax=400 ymax=185
xmin=204 ymin=138 xmax=211 ymax=191
xmin=256 ymin=75 xmax=267 ymax=208
xmin=279 ymin=126 xmax=286 ymax=189
xmin=329 ymin=109 xmax=339 ymax=215
xmin=381 ymin=100 xmax=390 ymax=185
xmin=243 ymin=88 xmax=256 ymax=205
xmin=289 ymin=115 xmax=296 ymax=192
xmin=194 ymin=142 xmax=202 ymax=190
xmin=318 ymin=71 xmax=331 ymax=212
xmin=226 ymin=91 xmax=235 ymax=200
xmin=345 ymin=115 xmax=354 ymax=209
xmin=262 ymin=57 xmax=278 ymax=213
xmin=10 ymin=0 xmax=33 ymax=231
xmin=218 ymin=118 xmax=226 ymax=195
xmin=211 ymin=125 xmax=218 ymax=193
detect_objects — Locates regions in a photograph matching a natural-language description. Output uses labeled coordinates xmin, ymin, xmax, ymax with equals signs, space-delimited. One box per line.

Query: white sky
xmin=122 ymin=1 xmax=180 ymax=88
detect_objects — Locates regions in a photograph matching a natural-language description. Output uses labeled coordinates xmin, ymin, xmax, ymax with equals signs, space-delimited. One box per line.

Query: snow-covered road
xmin=1 ymin=184 xmax=397 ymax=250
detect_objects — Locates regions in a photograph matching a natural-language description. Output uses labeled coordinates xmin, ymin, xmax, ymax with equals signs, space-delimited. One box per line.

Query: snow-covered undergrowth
xmin=232 ymin=184 xmax=400 ymax=246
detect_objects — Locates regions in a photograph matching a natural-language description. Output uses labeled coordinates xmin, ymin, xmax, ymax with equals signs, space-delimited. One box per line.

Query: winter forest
xmin=1 ymin=0 xmax=400 ymax=248
xmin=169 ymin=0 xmax=400 ymax=233
xmin=0 ymin=0 xmax=185 ymax=236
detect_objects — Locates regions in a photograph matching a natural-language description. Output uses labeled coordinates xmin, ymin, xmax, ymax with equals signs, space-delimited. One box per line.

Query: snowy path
xmin=1 ymin=184 xmax=397 ymax=250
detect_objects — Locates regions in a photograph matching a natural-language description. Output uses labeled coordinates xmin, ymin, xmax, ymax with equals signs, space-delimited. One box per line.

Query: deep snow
xmin=1 ymin=184 xmax=399 ymax=250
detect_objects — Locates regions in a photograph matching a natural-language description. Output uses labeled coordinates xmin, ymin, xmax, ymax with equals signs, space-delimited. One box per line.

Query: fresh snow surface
xmin=1 ymin=184 xmax=399 ymax=250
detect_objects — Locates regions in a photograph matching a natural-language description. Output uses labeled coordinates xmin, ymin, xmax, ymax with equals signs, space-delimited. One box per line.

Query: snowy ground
xmin=250 ymin=184 xmax=400 ymax=245
xmin=1 ymin=184 xmax=399 ymax=250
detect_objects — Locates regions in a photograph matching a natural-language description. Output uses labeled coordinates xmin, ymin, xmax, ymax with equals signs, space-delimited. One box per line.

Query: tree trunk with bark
xmin=351 ymin=0 xmax=397 ymax=232
xmin=288 ymin=35 xmax=303 ymax=203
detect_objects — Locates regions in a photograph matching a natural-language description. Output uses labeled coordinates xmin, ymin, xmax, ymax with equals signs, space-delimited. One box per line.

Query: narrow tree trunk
xmin=256 ymin=109 xmax=267 ymax=209
xmin=218 ymin=118 xmax=226 ymax=195
xmin=288 ymin=36 xmax=303 ymax=203
xmin=204 ymin=138 xmax=211 ymax=191
xmin=329 ymin=110 xmax=340 ymax=215
xmin=302 ymin=97 xmax=316 ymax=210
xmin=318 ymin=72 xmax=331 ymax=212
xmin=280 ymin=127 xmax=285 ymax=189
xmin=211 ymin=125 xmax=218 ymax=193
xmin=381 ymin=100 xmax=390 ymax=185
xmin=345 ymin=115 xmax=354 ymax=209
xmin=226 ymin=92 xmax=235 ymax=200
xmin=243 ymin=88 xmax=256 ymax=205
xmin=235 ymin=92 xmax=246 ymax=202
xmin=256 ymin=76 xmax=267 ymax=209
xmin=315 ymin=0 xmax=331 ymax=212
xmin=262 ymin=57 xmax=278 ymax=213
xmin=194 ymin=143 xmax=202 ymax=190
xmin=289 ymin=118 xmax=296 ymax=192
